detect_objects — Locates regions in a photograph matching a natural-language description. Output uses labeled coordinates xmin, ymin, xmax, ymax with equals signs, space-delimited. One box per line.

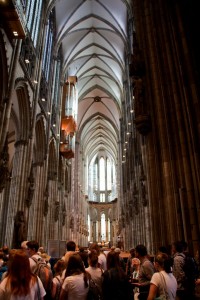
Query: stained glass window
xmin=107 ymin=158 xmax=111 ymax=190
xmin=101 ymin=213 xmax=106 ymax=241
xmin=100 ymin=157 xmax=105 ymax=191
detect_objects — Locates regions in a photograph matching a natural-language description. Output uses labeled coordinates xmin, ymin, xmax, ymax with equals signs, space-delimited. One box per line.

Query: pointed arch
xmin=15 ymin=80 xmax=31 ymax=142
xmin=34 ymin=116 xmax=46 ymax=164
xmin=48 ymin=138 xmax=57 ymax=180
xmin=58 ymin=155 xmax=64 ymax=185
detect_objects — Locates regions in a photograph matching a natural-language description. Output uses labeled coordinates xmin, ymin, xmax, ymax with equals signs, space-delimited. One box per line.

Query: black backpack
xmin=178 ymin=254 xmax=199 ymax=293
xmin=87 ymin=278 xmax=102 ymax=300
xmin=183 ymin=255 xmax=198 ymax=282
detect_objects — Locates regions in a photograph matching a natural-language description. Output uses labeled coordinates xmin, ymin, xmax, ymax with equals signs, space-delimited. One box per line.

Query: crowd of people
xmin=0 ymin=240 xmax=199 ymax=299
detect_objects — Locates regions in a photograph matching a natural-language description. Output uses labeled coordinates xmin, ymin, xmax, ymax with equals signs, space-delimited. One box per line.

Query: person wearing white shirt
xmin=147 ymin=253 xmax=177 ymax=300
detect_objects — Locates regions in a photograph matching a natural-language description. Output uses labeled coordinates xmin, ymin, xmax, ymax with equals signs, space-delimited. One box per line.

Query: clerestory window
xmin=26 ymin=0 xmax=42 ymax=47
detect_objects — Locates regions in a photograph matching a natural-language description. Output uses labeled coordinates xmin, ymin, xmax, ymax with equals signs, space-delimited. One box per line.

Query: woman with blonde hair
xmin=0 ymin=249 xmax=46 ymax=299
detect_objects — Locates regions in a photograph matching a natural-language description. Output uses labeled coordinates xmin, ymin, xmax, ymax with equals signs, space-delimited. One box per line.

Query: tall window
xmin=108 ymin=218 xmax=110 ymax=241
xmin=26 ymin=0 xmax=42 ymax=47
xmin=88 ymin=154 xmax=117 ymax=202
xmin=107 ymin=158 xmax=111 ymax=190
xmin=88 ymin=214 xmax=90 ymax=241
xmin=93 ymin=160 xmax=98 ymax=190
xmin=100 ymin=157 xmax=105 ymax=191
xmin=101 ymin=213 xmax=106 ymax=241
xmin=42 ymin=14 xmax=54 ymax=81
xmin=52 ymin=57 xmax=61 ymax=107
xmin=100 ymin=193 xmax=105 ymax=202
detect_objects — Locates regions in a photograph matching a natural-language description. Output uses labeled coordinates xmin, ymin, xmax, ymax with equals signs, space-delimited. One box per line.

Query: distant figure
xmin=115 ymin=248 xmax=126 ymax=272
xmin=89 ymin=243 xmax=107 ymax=271
xmin=110 ymin=246 xmax=116 ymax=252
xmin=126 ymin=248 xmax=135 ymax=277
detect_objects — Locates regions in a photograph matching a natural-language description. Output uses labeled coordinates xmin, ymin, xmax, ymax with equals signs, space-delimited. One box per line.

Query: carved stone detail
xmin=43 ymin=185 xmax=49 ymax=216
xmin=12 ymin=211 xmax=27 ymax=249
xmin=0 ymin=138 xmax=10 ymax=192
xmin=62 ymin=204 xmax=66 ymax=226
xmin=54 ymin=201 xmax=59 ymax=222
xmin=14 ymin=139 xmax=28 ymax=147
xmin=70 ymin=215 xmax=74 ymax=230
xmin=133 ymin=182 xmax=139 ymax=215
xmin=130 ymin=32 xmax=151 ymax=135
xmin=25 ymin=164 xmax=35 ymax=208
xmin=140 ymin=165 xmax=148 ymax=206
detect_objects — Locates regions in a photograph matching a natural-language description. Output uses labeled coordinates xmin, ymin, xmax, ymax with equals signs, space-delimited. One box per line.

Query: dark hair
xmin=180 ymin=241 xmax=188 ymax=251
xmin=155 ymin=253 xmax=172 ymax=273
xmin=173 ymin=241 xmax=184 ymax=253
xmin=65 ymin=253 xmax=89 ymax=287
xmin=158 ymin=246 xmax=168 ymax=254
xmin=106 ymin=251 xmax=124 ymax=278
xmin=26 ymin=241 xmax=39 ymax=252
xmin=88 ymin=250 xmax=98 ymax=267
xmin=135 ymin=244 xmax=147 ymax=257
xmin=66 ymin=241 xmax=76 ymax=251
xmin=107 ymin=251 xmax=120 ymax=269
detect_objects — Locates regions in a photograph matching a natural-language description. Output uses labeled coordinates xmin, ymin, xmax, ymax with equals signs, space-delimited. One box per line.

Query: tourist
xmin=0 ymin=249 xmax=46 ymax=299
xmin=147 ymin=253 xmax=177 ymax=299
xmin=60 ymin=253 xmax=90 ymax=300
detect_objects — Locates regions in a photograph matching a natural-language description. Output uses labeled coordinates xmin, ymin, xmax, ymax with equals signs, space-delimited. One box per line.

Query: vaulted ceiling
xmin=51 ymin=0 xmax=132 ymax=163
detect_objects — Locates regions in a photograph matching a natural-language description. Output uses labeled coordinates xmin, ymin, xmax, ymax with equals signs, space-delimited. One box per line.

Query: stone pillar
xmin=131 ymin=0 xmax=200 ymax=253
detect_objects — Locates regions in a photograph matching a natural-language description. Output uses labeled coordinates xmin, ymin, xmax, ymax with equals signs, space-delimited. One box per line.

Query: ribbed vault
xmin=52 ymin=0 xmax=132 ymax=170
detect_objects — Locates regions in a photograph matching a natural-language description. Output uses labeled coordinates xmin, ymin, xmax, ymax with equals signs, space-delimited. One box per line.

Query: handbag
xmin=154 ymin=272 xmax=169 ymax=300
